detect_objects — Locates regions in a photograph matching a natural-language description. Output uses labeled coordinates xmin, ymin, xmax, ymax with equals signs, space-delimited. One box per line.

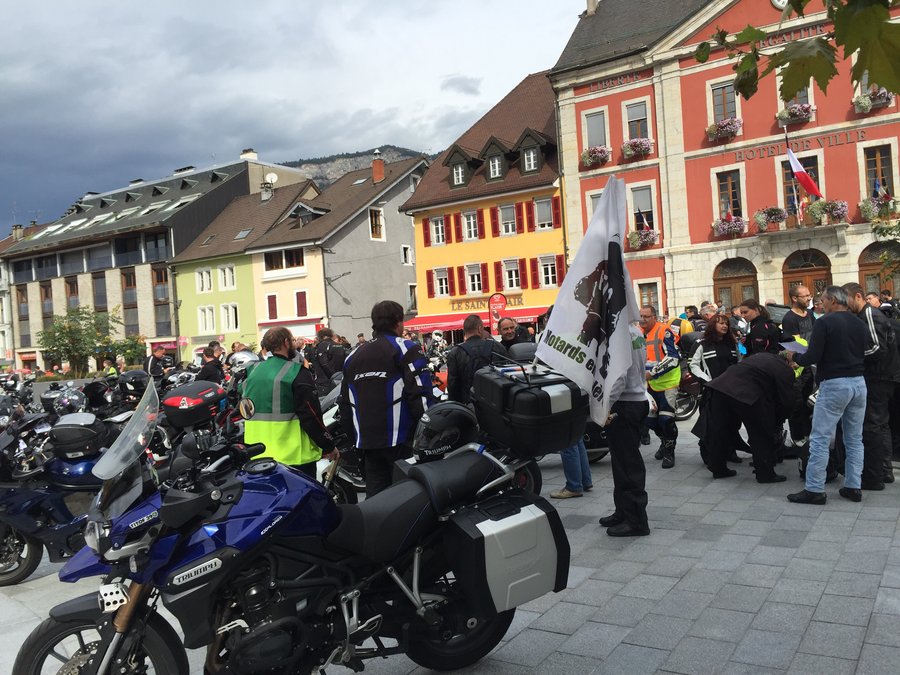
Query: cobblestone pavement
xmin=3 ymin=420 xmax=900 ymax=674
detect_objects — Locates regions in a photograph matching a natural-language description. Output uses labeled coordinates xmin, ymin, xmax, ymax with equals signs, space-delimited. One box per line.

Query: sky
xmin=1 ymin=0 xmax=586 ymax=235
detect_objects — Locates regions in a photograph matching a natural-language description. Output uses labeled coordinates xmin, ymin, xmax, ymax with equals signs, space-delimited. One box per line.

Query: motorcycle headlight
xmin=84 ymin=520 xmax=111 ymax=554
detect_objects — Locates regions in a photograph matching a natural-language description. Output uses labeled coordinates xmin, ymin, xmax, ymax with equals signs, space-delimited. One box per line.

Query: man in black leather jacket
xmin=446 ymin=315 xmax=507 ymax=405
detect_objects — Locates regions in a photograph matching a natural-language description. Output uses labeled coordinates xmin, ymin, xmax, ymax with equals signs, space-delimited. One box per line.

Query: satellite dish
xmin=265 ymin=172 xmax=278 ymax=184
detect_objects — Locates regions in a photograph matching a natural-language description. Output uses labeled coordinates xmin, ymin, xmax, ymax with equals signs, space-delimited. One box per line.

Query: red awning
xmin=405 ymin=306 xmax=545 ymax=332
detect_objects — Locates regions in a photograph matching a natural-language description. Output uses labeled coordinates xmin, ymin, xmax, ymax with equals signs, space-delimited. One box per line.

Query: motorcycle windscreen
xmin=92 ymin=384 xmax=160 ymax=480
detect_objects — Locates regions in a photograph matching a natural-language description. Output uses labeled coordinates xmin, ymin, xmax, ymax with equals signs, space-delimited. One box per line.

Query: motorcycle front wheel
xmin=513 ymin=460 xmax=542 ymax=495
xmin=673 ymin=392 xmax=699 ymax=421
xmin=0 ymin=526 xmax=42 ymax=586
xmin=407 ymin=608 xmax=515 ymax=671
xmin=14 ymin=613 xmax=188 ymax=675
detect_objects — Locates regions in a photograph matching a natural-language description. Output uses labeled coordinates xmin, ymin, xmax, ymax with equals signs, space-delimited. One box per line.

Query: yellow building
xmin=401 ymin=72 xmax=566 ymax=337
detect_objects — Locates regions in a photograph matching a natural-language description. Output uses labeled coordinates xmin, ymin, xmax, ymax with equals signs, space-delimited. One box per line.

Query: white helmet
xmin=228 ymin=350 xmax=260 ymax=370
xmin=432 ymin=330 xmax=443 ymax=339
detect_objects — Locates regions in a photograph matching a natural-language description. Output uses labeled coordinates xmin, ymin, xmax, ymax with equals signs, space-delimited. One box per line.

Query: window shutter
xmin=490 ymin=207 xmax=500 ymax=237
xmin=477 ymin=209 xmax=485 ymax=239
xmin=494 ymin=261 xmax=504 ymax=290
xmin=480 ymin=262 xmax=489 ymax=292
xmin=422 ymin=217 xmax=431 ymax=247
xmin=444 ymin=213 xmax=453 ymax=243
xmin=518 ymin=257 xmax=528 ymax=288
xmin=552 ymin=196 xmax=562 ymax=229
xmin=526 ymin=201 xmax=536 ymax=232
xmin=453 ymin=213 xmax=463 ymax=243
xmin=448 ymin=269 xmax=456 ymax=296
xmin=267 ymin=295 xmax=277 ymax=320
xmin=530 ymin=258 xmax=540 ymax=289
xmin=515 ymin=202 xmax=525 ymax=234
xmin=296 ymin=291 xmax=308 ymax=317
xmin=555 ymin=255 xmax=566 ymax=285
xmin=426 ymin=270 xmax=435 ymax=298
xmin=457 ymin=266 xmax=467 ymax=295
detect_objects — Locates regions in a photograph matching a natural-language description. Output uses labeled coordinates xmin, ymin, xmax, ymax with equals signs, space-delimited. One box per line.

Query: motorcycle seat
xmin=407 ymin=451 xmax=497 ymax=513
xmin=326 ymin=479 xmax=436 ymax=563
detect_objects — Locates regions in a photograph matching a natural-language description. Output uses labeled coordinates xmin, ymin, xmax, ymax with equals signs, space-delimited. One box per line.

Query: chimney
xmin=586 ymin=0 xmax=600 ymax=15
xmin=12 ymin=224 xmax=23 ymax=241
xmin=240 ymin=148 xmax=258 ymax=161
xmin=372 ymin=148 xmax=385 ymax=184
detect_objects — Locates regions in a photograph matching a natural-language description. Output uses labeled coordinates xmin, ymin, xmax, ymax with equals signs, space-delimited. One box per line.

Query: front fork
xmin=94 ymin=581 xmax=152 ymax=675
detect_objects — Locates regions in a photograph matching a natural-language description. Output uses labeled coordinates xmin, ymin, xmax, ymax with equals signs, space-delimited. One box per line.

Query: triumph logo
xmin=128 ymin=510 xmax=159 ymax=530
xmin=172 ymin=558 xmax=222 ymax=586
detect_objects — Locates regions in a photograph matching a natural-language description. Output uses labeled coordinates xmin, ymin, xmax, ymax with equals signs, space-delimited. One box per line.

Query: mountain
xmin=281 ymin=145 xmax=435 ymax=187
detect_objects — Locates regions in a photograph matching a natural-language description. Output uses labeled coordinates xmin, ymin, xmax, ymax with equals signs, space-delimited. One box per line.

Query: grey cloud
xmin=440 ymin=75 xmax=482 ymax=96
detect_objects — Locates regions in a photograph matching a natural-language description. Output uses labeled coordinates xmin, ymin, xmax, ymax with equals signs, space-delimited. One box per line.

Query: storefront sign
xmin=734 ymin=129 xmax=867 ymax=162
xmin=178 ymin=336 xmax=188 ymax=346
xmin=150 ymin=341 xmax=177 ymax=350
xmin=450 ymin=295 xmax=524 ymax=312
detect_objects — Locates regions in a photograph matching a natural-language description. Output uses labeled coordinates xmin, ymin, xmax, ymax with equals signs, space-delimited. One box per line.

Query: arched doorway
xmin=859 ymin=241 xmax=900 ymax=295
xmin=713 ymin=257 xmax=759 ymax=309
xmin=783 ymin=249 xmax=832 ymax=301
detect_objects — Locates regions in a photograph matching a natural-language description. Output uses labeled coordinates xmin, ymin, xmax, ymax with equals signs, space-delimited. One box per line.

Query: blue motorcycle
xmin=15 ymin=384 xmax=570 ymax=673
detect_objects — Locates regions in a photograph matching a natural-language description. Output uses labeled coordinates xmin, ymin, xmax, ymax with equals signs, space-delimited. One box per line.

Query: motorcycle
xmin=673 ymin=360 xmax=702 ymax=421
xmin=15 ymin=384 xmax=570 ymax=674
xmin=0 ymin=372 xmax=36 ymax=410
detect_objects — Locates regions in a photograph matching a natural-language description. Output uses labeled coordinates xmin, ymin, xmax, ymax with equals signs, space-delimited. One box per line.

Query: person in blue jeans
xmin=551 ymin=439 xmax=593 ymax=498
xmin=788 ymin=286 xmax=868 ymax=504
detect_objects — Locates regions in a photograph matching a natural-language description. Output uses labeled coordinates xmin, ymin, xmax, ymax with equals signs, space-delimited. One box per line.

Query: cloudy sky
xmin=1 ymin=0 xmax=586 ymax=235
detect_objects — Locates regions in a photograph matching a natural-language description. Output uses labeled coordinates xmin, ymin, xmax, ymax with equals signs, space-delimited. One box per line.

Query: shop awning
xmin=405 ymin=306 xmax=546 ymax=332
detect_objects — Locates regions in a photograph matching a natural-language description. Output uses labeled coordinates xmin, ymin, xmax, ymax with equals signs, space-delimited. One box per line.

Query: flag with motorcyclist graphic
xmin=535 ymin=177 xmax=638 ymax=424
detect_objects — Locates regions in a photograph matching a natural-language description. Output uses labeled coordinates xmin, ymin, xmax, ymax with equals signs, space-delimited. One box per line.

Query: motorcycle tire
xmin=13 ymin=612 xmax=188 ymax=675
xmin=512 ymin=461 xmax=542 ymax=495
xmin=406 ymin=608 xmax=515 ymax=671
xmin=588 ymin=449 xmax=609 ymax=464
xmin=329 ymin=476 xmax=359 ymax=505
xmin=0 ymin=527 xmax=42 ymax=586
xmin=673 ymin=393 xmax=699 ymax=421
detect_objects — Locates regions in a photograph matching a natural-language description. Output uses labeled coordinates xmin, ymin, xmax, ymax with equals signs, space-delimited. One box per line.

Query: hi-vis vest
xmin=243 ymin=357 xmax=321 ymax=466
xmin=787 ymin=335 xmax=809 ymax=377
xmin=645 ymin=322 xmax=681 ymax=391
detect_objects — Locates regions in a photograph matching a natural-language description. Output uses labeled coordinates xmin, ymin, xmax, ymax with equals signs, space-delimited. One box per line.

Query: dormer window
xmin=488 ymin=155 xmax=502 ymax=179
xmin=523 ymin=148 xmax=539 ymax=173
xmin=452 ymin=163 xmax=466 ymax=186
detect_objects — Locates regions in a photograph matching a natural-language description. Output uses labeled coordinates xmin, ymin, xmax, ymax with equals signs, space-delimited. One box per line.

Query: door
xmin=783 ymin=249 xmax=831 ymax=302
xmin=859 ymin=241 xmax=900 ymax=295
xmin=713 ymin=257 xmax=759 ymax=309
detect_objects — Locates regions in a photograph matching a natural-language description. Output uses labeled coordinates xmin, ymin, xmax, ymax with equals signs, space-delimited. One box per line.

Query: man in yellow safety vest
xmin=640 ymin=305 xmax=682 ymax=469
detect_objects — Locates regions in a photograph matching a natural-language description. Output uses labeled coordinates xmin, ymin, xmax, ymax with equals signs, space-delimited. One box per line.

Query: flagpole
xmin=785 ymin=128 xmax=802 ymax=224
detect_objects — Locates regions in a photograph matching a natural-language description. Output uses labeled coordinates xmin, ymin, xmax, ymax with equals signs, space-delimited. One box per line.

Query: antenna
xmin=265 ymin=172 xmax=278 ymax=184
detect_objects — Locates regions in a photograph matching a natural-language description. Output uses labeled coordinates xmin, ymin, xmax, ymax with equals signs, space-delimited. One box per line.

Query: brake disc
xmin=57 ymin=643 xmax=98 ymax=675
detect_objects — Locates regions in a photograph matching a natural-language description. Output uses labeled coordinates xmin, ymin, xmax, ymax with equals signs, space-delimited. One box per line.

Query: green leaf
xmin=762 ymin=37 xmax=839 ymax=99
xmin=734 ymin=63 xmax=760 ymax=100
xmin=736 ymin=52 xmax=758 ymax=75
xmin=787 ymin=0 xmax=810 ymax=17
xmin=735 ymin=25 xmax=767 ymax=45
xmin=714 ymin=28 xmax=729 ymax=46
xmin=834 ymin=2 xmax=900 ymax=93
xmin=695 ymin=41 xmax=711 ymax=63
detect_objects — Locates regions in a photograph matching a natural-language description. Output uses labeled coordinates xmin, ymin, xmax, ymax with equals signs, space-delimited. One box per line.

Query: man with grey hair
xmin=788 ymin=286 xmax=868 ymax=504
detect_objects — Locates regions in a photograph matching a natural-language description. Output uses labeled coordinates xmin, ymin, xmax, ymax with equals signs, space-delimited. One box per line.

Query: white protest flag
xmin=535 ymin=176 xmax=639 ymax=424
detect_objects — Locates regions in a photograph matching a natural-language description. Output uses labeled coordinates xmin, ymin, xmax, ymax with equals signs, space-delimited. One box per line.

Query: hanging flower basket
xmin=580 ymin=145 xmax=611 ymax=168
xmin=776 ymin=103 xmax=814 ymax=126
xmin=712 ymin=216 xmax=745 ymax=237
xmin=621 ymin=138 xmax=653 ymax=160
xmin=627 ymin=229 xmax=658 ymax=248
xmin=706 ymin=117 xmax=742 ymax=141
xmin=752 ymin=207 xmax=787 ymax=232
xmin=854 ymin=88 xmax=895 ymax=114
xmin=860 ymin=195 xmax=898 ymax=222
xmin=823 ymin=200 xmax=848 ymax=223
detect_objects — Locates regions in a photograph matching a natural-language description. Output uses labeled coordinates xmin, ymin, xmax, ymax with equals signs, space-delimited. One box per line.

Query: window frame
xmin=713 ymin=167 xmax=746 ymax=219
xmin=503 ymin=260 xmax=521 ymax=290
xmin=218 ymin=264 xmax=236 ymax=291
xmin=463 ymin=211 xmax=479 ymax=241
xmin=452 ymin=163 xmax=466 ymax=186
xmin=582 ymin=107 xmax=609 ymax=149
xmin=856 ymin=138 xmax=899 ymax=204
xmin=488 ymin=155 xmax=502 ymax=180
xmin=434 ymin=268 xmax=449 ymax=297
xmin=499 ymin=204 xmax=516 ymax=236
xmin=705 ymin=75 xmax=743 ymax=130
xmin=622 ymin=98 xmax=651 ymax=140
xmin=401 ymin=245 xmax=413 ymax=265
xmin=368 ymin=207 xmax=385 ymax=241
xmin=522 ymin=147 xmax=539 ymax=173
xmin=775 ymin=150 xmax=824 ymax=213
xmin=538 ymin=256 xmax=558 ymax=288
xmin=198 ymin=305 xmax=216 ymax=333
xmin=196 ymin=267 xmax=213 ymax=293
xmin=627 ymin=182 xmax=657 ymax=232
xmin=534 ymin=198 xmax=553 ymax=230
xmin=220 ymin=303 xmax=239 ymax=332
xmin=430 ymin=216 xmax=445 ymax=245
xmin=465 ymin=264 xmax=483 ymax=294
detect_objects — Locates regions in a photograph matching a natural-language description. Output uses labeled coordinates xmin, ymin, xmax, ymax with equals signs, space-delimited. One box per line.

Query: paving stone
xmin=597 ymin=643 xmax=669 ymax=675
xmin=712 ymin=499 xmax=755 ymax=514
xmin=688 ymin=607 xmax=754 ymax=643
xmin=729 ymin=563 xmax=784 ymax=588
xmin=732 ymin=628 xmax=802 ymax=669
xmin=563 ymin=579 xmax=623 ymax=606
xmin=623 ymin=613 xmax=693 ymax=650
xmin=674 ymin=568 xmax=732 ymax=594
xmin=823 ymin=570 xmax=881 ymax=599
xmin=740 ymin=508 xmax=784 ymax=522
xmin=834 ymin=551 xmax=888 ymax=575
xmin=503 ymin=609 xmax=540 ymax=641
xmin=865 ymin=614 xmax=900 ymax=648
xmin=711 ymin=534 xmax=762 ymax=552
xmin=590 ymin=560 xmax=647 ymax=583
xmin=664 ymin=537 xmax=713 ymax=558
xmin=814 ymin=510 xmax=859 ymax=525
xmin=662 ymin=636 xmax=736 ymax=675
xmin=591 ymin=595 xmax=657 ymax=627
xmin=699 ymin=510 xmax=744 ymax=526
xmin=722 ymin=663 xmax=783 ymax=675
xmin=710 ymin=584 xmax=771 ymax=613
xmin=619 ymin=574 xmax=678 ymax=600
xmin=616 ymin=542 xmax=669 ymax=563
xmin=557 ymin=621 xmax=629 ymax=658
xmin=751 ymin=601 xmax=815 ymax=635
xmin=798 ymin=621 xmax=865 ymax=660
xmin=745 ymin=545 xmax=796 ymax=566
xmin=529 ymin=601 xmax=601 ymax=635
xmin=880 ymin=565 xmax=900 ymax=589
xmin=674 ymin=502 xmax=715 ymax=517
xmin=531 ymin=651 xmax=602 ymax=674
xmin=683 ymin=524 xmax=729 ymax=541
xmin=767 ymin=578 xmax=826 ymax=606
xmin=786 ymin=652 xmax=856 ymax=675
xmin=860 ymin=506 xmax=900 ymax=521
xmin=852 ymin=519 xmax=892 ymax=537
xmin=805 ymin=524 xmax=853 ymax=543
xmin=782 ymin=557 xmax=835 ymax=581
xmin=845 ymin=535 xmax=892 ymax=553
xmin=857 ymin=643 xmax=900 ymax=675
xmin=727 ymin=519 xmax=772 ymax=536
xmin=652 ymin=590 xmax=713 ymax=620
xmin=491 ymin=628 xmax=569 ymax=666
xmin=773 ymin=515 xmax=817 ymax=531
xmin=795 ymin=538 xmax=843 ymax=561
xmin=811 ymin=594 xmax=874 ymax=627
xmin=642 ymin=556 xmax=698 ymax=578
xmin=873 ymin=587 xmax=900 ymax=616
xmin=695 ymin=550 xmax=747 ymax=572
xmin=759 ymin=528 xmax=806 ymax=548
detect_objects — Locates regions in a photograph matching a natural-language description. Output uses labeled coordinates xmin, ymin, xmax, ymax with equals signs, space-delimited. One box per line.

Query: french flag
xmin=787 ymin=148 xmax=823 ymax=198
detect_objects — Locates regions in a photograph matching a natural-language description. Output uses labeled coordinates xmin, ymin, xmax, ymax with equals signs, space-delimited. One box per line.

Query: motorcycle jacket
xmin=339 ymin=332 xmax=436 ymax=449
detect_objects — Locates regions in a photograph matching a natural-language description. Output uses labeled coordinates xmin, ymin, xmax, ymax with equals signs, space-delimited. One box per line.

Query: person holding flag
xmin=536 ymin=177 xmax=651 ymax=537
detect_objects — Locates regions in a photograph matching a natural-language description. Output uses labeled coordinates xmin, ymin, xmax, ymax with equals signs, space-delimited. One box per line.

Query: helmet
xmin=40 ymin=388 xmax=64 ymax=413
xmin=1 ymin=378 xmax=17 ymax=392
xmin=432 ymin=330 xmax=443 ymax=339
xmin=228 ymin=350 xmax=260 ymax=370
xmin=82 ymin=380 xmax=112 ymax=408
xmin=119 ymin=369 xmax=150 ymax=397
xmin=412 ymin=401 xmax=479 ymax=463
xmin=54 ymin=389 xmax=86 ymax=416
xmin=160 ymin=355 xmax=175 ymax=369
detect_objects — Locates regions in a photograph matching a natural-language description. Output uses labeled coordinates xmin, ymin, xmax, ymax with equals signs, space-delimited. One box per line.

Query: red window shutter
xmin=480 ymin=262 xmax=489 ymax=292
xmin=526 ymin=201 xmax=536 ymax=232
xmin=295 ymin=291 xmax=308 ymax=317
xmin=422 ymin=217 xmax=431 ymax=247
xmin=530 ymin=258 xmax=540 ymax=289
xmin=477 ymin=209 xmax=486 ymax=239
xmin=448 ymin=269 xmax=456 ymax=296
xmin=457 ymin=266 xmax=467 ymax=295
xmin=490 ymin=207 xmax=500 ymax=237
xmin=426 ymin=270 xmax=435 ymax=298
xmin=519 ymin=257 xmax=528 ymax=288
xmin=555 ymin=255 xmax=566 ymax=285
xmin=267 ymin=295 xmax=277 ymax=320
xmin=515 ymin=202 xmax=525 ymax=234
xmin=494 ymin=261 xmax=504 ymax=290
xmin=552 ymin=196 xmax=562 ymax=229
xmin=444 ymin=213 xmax=453 ymax=243
xmin=454 ymin=213 xmax=463 ymax=243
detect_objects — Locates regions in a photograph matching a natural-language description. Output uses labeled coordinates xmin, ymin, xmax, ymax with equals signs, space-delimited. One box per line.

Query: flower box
xmin=580 ymin=145 xmax=611 ymax=168
xmin=853 ymin=88 xmax=894 ymax=114
xmin=712 ymin=216 xmax=745 ymax=237
xmin=621 ymin=138 xmax=653 ymax=160
xmin=627 ymin=229 xmax=658 ymax=248
xmin=753 ymin=207 xmax=787 ymax=232
xmin=860 ymin=195 xmax=898 ymax=222
xmin=706 ymin=117 xmax=743 ymax=141
xmin=823 ymin=199 xmax=848 ymax=223
xmin=776 ymin=103 xmax=814 ymax=127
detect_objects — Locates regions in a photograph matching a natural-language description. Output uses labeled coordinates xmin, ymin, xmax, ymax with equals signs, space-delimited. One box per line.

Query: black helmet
xmin=412 ymin=401 xmax=479 ymax=463
xmin=40 ymin=388 xmax=64 ymax=413
xmin=54 ymin=389 xmax=86 ymax=416
xmin=82 ymin=380 xmax=112 ymax=408
xmin=119 ymin=369 xmax=150 ymax=397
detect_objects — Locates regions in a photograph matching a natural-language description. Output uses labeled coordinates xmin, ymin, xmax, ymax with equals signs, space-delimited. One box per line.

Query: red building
xmin=551 ymin=0 xmax=899 ymax=315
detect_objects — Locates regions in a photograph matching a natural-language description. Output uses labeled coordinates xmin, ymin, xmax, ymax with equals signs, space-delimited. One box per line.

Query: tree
xmin=116 ymin=334 xmax=149 ymax=368
xmin=38 ymin=307 xmax=121 ymax=374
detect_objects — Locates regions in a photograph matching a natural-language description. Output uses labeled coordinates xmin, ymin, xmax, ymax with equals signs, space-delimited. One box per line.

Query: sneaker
xmin=549 ymin=488 xmax=583 ymax=499
xmin=787 ymin=489 xmax=826 ymax=505
xmin=838 ymin=487 xmax=862 ymax=502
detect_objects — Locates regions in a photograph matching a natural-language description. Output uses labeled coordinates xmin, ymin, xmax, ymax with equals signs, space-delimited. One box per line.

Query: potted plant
xmin=860 ymin=195 xmax=897 ymax=222
xmin=753 ymin=207 xmax=787 ymax=232
xmin=580 ymin=145 xmax=611 ymax=168
xmin=706 ymin=117 xmax=743 ymax=141
xmin=824 ymin=200 xmax=849 ymax=223
xmin=776 ymin=103 xmax=814 ymax=126
xmin=621 ymin=138 xmax=653 ymax=160
xmin=712 ymin=216 xmax=745 ymax=237
xmin=627 ymin=229 xmax=659 ymax=248
xmin=854 ymin=87 xmax=895 ymax=114
xmin=806 ymin=199 xmax=827 ymax=226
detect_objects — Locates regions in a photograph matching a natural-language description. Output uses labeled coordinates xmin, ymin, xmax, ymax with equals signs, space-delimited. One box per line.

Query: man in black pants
xmin=704 ymin=352 xmax=797 ymax=482
xmin=780 ymin=285 xmax=816 ymax=459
